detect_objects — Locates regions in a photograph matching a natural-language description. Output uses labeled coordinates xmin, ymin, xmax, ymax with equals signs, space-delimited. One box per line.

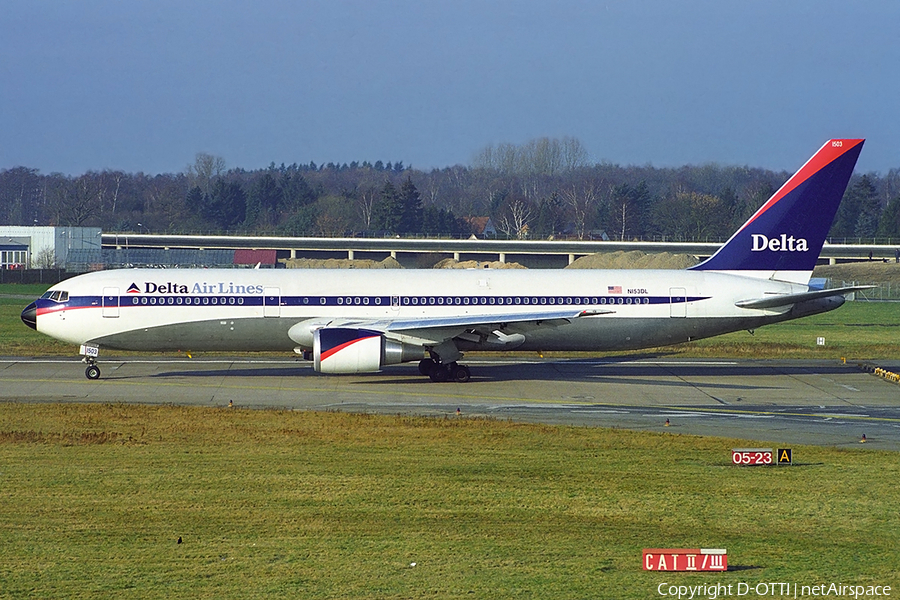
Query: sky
xmin=2 ymin=0 xmax=899 ymax=176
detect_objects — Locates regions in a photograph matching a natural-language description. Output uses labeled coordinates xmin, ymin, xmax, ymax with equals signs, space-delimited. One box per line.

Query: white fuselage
xmin=34 ymin=267 xmax=825 ymax=354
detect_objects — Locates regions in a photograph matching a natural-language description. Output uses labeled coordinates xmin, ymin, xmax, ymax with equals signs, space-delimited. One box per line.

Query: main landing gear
xmin=418 ymin=359 xmax=470 ymax=383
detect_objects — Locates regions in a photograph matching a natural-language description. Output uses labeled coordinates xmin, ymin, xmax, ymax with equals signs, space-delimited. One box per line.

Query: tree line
xmin=2 ymin=139 xmax=900 ymax=242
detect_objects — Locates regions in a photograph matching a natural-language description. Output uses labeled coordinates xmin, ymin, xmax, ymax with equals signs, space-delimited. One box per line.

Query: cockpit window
xmin=59 ymin=291 xmax=69 ymax=302
xmin=41 ymin=292 xmax=53 ymax=299
xmin=46 ymin=291 xmax=69 ymax=302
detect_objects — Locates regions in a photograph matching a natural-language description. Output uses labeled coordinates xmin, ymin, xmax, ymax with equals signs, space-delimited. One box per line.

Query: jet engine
xmin=313 ymin=327 xmax=425 ymax=374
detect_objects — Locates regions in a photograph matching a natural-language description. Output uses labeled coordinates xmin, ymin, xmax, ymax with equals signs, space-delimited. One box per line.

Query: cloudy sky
xmin=2 ymin=0 xmax=898 ymax=175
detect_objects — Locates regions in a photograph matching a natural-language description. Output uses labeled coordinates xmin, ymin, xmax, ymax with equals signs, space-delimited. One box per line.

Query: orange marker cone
xmin=860 ymin=434 xmax=867 ymax=443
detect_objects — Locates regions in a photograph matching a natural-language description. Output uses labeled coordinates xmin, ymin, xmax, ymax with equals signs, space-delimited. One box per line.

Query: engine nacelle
xmin=313 ymin=328 xmax=425 ymax=374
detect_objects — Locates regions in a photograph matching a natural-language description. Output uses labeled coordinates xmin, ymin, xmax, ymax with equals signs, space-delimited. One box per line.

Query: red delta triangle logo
xmin=127 ymin=283 xmax=141 ymax=294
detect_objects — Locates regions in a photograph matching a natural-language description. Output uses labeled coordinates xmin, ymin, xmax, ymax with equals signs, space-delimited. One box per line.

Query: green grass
xmin=676 ymin=301 xmax=900 ymax=359
xmin=0 ymin=284 xmax=71 ymax=355
xmin=0 ymin=404 xmax=897 ymax=599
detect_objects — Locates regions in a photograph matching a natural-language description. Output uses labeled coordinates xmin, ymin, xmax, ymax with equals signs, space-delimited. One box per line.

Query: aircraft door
xmin=669 ymin=287 xmax=686 ymax=318
xmin=102 ymin=287 xmax=120 ymax=318
xmin=264 ymin=287 xmax=281 ymax=317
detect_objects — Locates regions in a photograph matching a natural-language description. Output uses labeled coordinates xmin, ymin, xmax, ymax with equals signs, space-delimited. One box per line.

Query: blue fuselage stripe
xmin=37 ymin=293 xmax=710 ymax=312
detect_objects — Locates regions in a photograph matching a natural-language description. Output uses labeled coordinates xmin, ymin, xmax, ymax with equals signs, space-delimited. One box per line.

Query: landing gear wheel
xmin=429 ymin=364 xmax=450 ymax=382
xmin=451 ymin=364 xmax=471 ymax=383
xmin=85 ymin=364 xmax=101 ymax=380
xmin=418 ymin=358 xmax=436 ymax=376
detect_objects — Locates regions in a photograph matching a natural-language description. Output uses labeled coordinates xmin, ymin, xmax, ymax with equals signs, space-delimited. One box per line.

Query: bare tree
xmin=472 ymin=136 xmax=587 ymax=177
xmin=561 ymin=137 xmax=589 ymax=171
xmin=560 ymin=181 xmax=599 ymax=239
xmin=496 ymin=198 xmax=534 ymax=239
xmin=48 ymin=175 xmax=99 ymax=226
xmin=357 ymin=186 xmax=378 ymax=230
xmin=33 ymin=246 xmax=57 ymax=269
xmin=188 ymin=152 xmax=226 ymax=194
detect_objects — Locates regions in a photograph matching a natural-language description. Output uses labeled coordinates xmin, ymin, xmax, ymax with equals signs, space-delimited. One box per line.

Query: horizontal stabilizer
xmin=735 ymin=286 xmax=874 ymax=310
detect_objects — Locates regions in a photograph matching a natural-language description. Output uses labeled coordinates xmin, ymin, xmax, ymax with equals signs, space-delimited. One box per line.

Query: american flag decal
xmin=608 ymin=286 xmax=622 ymax=294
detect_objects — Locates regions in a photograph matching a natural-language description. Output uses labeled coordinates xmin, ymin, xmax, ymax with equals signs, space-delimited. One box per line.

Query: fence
xmin=0 ymin=269 xmax=70 ymax=285
xmin=840 ymin=281 xmax=900 ymax=302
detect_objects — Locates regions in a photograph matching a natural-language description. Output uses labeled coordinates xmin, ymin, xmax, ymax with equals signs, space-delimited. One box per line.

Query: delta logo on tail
xmin=750 ymin=234 xmax=808 ymax=252
xmin=692 ymin=139 xmax=864 ymax=276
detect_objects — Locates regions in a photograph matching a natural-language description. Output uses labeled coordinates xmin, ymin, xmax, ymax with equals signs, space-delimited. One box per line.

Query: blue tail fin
xmin=690 ymin=139 xmax=864 ymax=283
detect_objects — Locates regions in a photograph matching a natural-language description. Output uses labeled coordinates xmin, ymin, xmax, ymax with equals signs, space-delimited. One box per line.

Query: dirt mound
xmin=432 ymin=258 xmax=527 ymax=269
xmin=280 ymin=256 xmax=403 ymax=269
xmin=566 ymin=250 xmax=699 ymax=270
xmin=813 ymin=261 xmax=900 ymax=285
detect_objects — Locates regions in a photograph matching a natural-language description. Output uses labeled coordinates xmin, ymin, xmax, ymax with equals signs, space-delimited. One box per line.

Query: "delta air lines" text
xmin=143 ymin=281 xmax=265 ymax=295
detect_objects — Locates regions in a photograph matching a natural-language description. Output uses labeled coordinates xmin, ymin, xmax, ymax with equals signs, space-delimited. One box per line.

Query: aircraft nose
xmin=21 ymin=302 xmax=37 ymax=330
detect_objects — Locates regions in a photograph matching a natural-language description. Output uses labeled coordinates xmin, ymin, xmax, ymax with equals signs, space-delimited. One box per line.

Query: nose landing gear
xmin=79 ymin=344 xmax=101 ymax=380
xmin=83 ymin=356 xmax=101 ymax=380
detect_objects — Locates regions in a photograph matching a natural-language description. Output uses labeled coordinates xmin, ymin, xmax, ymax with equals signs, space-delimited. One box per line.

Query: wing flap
xmin=333 ymin=309 xmax=614 ymax=345
xmin=385 ymin=308 xmax=613 ymax=332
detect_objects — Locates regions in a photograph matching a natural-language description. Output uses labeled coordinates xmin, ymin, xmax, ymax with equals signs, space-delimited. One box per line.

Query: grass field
xmin=0 ymin=404 xmax=897 ymax=599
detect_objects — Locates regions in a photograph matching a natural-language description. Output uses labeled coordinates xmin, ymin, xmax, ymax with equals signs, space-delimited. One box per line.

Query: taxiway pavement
xmin=1 ymin=356 xmax=899 ymax=450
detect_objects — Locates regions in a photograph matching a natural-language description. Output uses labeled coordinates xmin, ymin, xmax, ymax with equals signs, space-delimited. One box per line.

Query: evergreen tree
xmin=186 ymin=186 xmax=206 ymax=214
xmin=719 ymin=186 xmax=741 ymax=230
xmin=372 ymin=181 xmax=403 ymax=232
xmin=876 ymin=196 xmax=900 ymax=239
xmin=532 ymin=194 xmax=564 ymax=236
xmin=422 ymin=206 xmax=467 ymax=235
xmin=280 ymin=172 xmax=316 ymax=211
xmin=831 ymin=175 xmax=871 ymax=239
xmin=278 ymin=205 xmax=318 ymax=236
xmin=397 ymin=177 xmax=423 ymax=233
xmin=629 ymin=181 xmax=652 ymax=236
xmin=853 ymin=175 xmax=880 ymax=238
xmin=205 ymin=180 xmax=247 ymax=230
xmin=422 ymin=205 xmax=441 ymax=234
xmin=246 ymin=173 xmax=283 ymax=228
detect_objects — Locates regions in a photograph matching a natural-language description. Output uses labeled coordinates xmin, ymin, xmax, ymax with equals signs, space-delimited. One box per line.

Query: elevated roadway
xmin=102 ymin=234 xmax=900 ymax=268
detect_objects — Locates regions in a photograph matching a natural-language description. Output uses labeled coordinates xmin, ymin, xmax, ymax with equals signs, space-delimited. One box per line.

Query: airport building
xmin=0 ymin=226 xmax=102 ymax=269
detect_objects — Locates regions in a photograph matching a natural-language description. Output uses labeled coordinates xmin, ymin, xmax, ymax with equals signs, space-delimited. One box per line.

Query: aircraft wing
xmin=355 ymin=308 xmax=614 ymax=344
xmin=735 ymin=285 xmax=875 ymax=310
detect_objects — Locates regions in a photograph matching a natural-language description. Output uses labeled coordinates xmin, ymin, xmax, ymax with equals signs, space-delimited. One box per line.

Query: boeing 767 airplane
xmin=22 ymin=139 xmax=867 ymax=382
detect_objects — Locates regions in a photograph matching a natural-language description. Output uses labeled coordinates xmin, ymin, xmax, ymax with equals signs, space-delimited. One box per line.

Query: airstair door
xmin=264 ymin=287 xmax=281 ymax=317
xmin=102 ymin=287 xmax=119 ymax=318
